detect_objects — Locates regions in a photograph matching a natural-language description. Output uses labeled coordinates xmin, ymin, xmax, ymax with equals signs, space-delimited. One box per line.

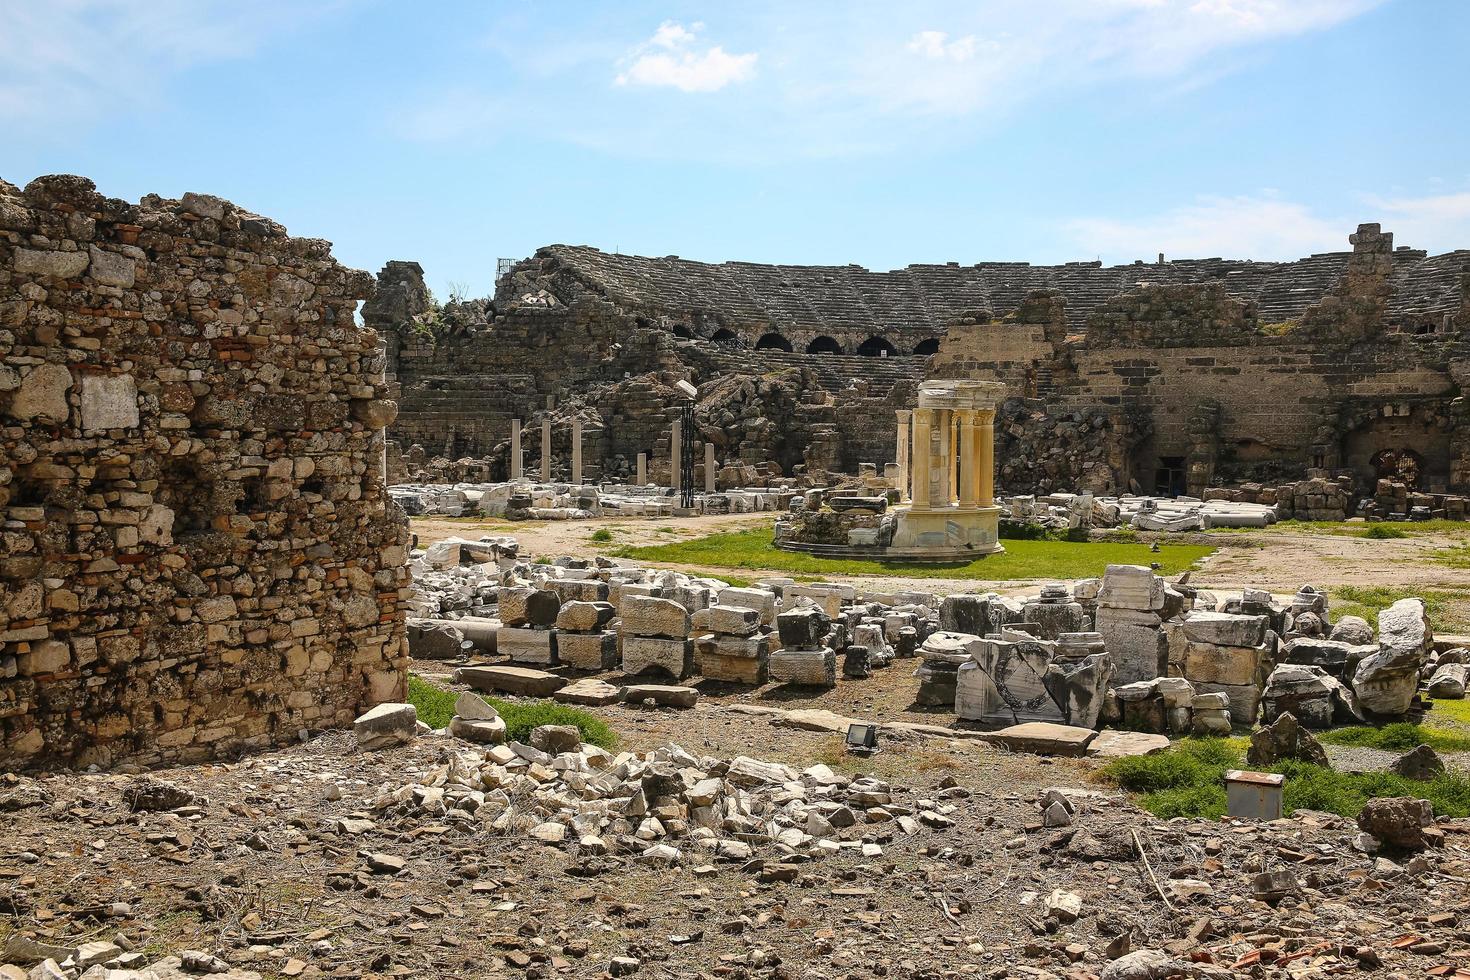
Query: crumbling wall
xmin=0 ymin=175 xmax=411 ymax=770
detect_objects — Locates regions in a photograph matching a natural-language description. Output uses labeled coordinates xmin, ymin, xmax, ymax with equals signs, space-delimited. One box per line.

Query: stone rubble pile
xmin=389 ymin=480 xmax=789 ymax=520
xmin=369 ymin=737 xmax=956 ymax=868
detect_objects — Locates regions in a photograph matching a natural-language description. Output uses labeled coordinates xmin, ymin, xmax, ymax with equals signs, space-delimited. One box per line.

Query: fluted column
xmin=510 ymin=419 xmax=523 ymax=480
xmin=978 ymin=409 xmax=995 ymax=506
xmin=895 ymin=409 xmax=911 ymax=501
xmin=935 ymin=409 xmax=951 ymax=508
xmin=958 ymin=410 xmax=979 ymax=509
xmin=950 ymin=412 xmax=961 ymax=506
xmin=909 ymin=408 xmax=933 ymax=509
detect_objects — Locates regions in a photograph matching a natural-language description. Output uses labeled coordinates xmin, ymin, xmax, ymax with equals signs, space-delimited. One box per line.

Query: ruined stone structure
xmin=0 ymin=175 xmax=410 ymax=769
xmin=375 ymin=226 xmax=1468 ymax=499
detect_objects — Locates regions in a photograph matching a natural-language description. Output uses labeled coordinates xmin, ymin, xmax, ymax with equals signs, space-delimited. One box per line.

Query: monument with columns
xmin=887 ymin=379 xmax=1006 ymax=558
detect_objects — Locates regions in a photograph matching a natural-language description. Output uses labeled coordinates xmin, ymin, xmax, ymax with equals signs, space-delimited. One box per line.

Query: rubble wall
xmin=0 ymin=175 xmax=411 ymax=770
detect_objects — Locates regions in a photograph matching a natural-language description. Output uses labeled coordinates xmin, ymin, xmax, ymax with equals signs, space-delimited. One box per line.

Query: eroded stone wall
xmin=0 ymin=175 xmax=410 ymax=770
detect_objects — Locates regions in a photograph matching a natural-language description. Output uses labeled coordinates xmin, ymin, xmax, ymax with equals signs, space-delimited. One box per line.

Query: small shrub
xmin=589 ymin=528 xmax=613 ymax=542
xmin=1361 ymin=524 xmax=1408 ymax=539
xmin=534 ymin=555 xmax=552 ymax=565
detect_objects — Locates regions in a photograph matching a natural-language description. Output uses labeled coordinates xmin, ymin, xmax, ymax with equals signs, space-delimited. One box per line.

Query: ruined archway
xmin=806 ymin=335 xmax=842 ymax=355
xmin=913 ymin=337 xmax=940 ymax=355
xmin=1371 ymin=448 xmax=1424 ymax=489
xmin=857 ymin=336 xmax=897 ymax=357
xmin=756 ymin=332 xmax=793 ymax=352
xmin=711 ymin=328 xmax=739 ymax=346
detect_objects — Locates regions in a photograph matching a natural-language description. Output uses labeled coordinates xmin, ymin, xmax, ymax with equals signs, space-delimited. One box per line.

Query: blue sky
xmin=4 ymin=0 xmax=1468 ymax=299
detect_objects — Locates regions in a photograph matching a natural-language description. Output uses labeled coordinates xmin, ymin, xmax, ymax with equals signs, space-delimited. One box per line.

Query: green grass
xmin=1429 ymin=543 xmax=1470 ymax=569
xmin=610 ymin=527 xmax=1213 ymax=581
xmin=1213 ymin=518 xmax=1470 ymax=538
xmin=407 ymin=675 xmax=618 ymax=748
xmin=1329 ymin=585 xmax=1458 ymax=628
xmin=1318 ymin=721 xmax=1470 ymax=753
xmin=589 ymin=528 xmax=614 ymax=542
xmin=1102 ymin=735 xmax=1470 ymax=820
xmin=1362 ymin=523 xmax=1410 ymax=539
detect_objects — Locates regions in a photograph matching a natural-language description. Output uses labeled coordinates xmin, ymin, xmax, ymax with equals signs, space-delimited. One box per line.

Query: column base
xmin=891 ymin=505 xmax=1003 ymax=556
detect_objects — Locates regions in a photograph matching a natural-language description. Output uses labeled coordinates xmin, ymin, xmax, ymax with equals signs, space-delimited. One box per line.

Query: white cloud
xmin=0 ymin=0 xmax=329 ymax=127
xmin=1065 ymin=189 xmax=1470 ymax=264
xmin=615 ymin=21 xmax=757 ymax=93
xmin=906 ymin=31 xmax=980 ymax=62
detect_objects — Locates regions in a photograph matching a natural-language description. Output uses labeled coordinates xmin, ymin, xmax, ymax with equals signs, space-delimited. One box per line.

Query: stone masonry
xmin=0 ymin=175 xmax=411 ymax=770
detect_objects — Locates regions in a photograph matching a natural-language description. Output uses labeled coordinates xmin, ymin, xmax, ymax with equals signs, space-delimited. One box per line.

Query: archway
xmin=806 ymin=335 xmax=842 ymax=355
xmin=756 ymin=332 xmax=793 ymax=351
xmin=671 ymin=324 xmax=692 ymax=339
xmin=913 ymin=337 xmax=940 ymax=356
xmin=1371 ymin=448 xmax=1423 ymax=489
xmin=711 ymin=328 xmax=739 ymax=346
xmin=857 ymin=336 xmax=897 ymax=358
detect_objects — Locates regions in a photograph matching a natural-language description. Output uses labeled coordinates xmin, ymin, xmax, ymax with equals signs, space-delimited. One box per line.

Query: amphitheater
xmin=377 ymin=223 xmax=1469 ymax=499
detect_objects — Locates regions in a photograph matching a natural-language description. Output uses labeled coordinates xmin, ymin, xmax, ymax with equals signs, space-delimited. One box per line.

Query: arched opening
xmin=671 ymin=324 xmax=693 ymax=339
xmin=711 ymin=328 xmax=739 ymax=346
xmin=1371 ymin=448 xmax=1424 ymax=489
xmin=806 ymin=335 xmax=842 ymax=355
xmin=913 ymin=337 xmax=941 ymax=356
xmin=857 ymin=336 xmax=897 ymax=358
xmin=756 ymin=332 xmax=793 ymax=352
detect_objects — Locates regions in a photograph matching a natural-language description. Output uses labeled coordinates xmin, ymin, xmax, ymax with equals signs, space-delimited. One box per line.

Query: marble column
xmin=571 ymin=418 xmax=583 ymax=485
xmin=670 ymin=419 xmax=682 ymax=492
xmin=540 ymin=419 xmax=552 ymax=482
xmin=704 ymin=442 xmax=716 ymax=494
xmin=978 ymin=410 xmax=995 ymax=507
xmin=935 ymin=409 xmax=952 ymax=508
xmin=637 ymin=452 xmax=647 ymax=486
xmin=510 ymin=419 xmax=523 ymax=480
xmin=895 ymin=409 xmax=911 ymax=501
xmin=950 ymin=412 xmax=961 ymax=505
xmin=959 ymin=411 xmax=979 ymax=509
xmin=910 ymin=408 xmax=933 ymax=509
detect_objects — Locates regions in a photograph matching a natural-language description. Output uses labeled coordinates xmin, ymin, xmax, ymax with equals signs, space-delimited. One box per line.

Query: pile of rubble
xmin=369 ymin=736 xmax=953 ymax=870
xmin=389 ymin=480 xmax=789 ymax=519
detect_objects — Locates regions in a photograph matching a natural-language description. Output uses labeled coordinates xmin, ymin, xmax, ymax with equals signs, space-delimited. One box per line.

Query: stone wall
xmin=0 ymin=175 xmax=410 ymax=770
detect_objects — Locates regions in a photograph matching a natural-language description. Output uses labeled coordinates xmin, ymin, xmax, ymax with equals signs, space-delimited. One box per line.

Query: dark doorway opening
xmin=1154 ymin=456 xmax=1187 ymax=497
xmin=857 ymin=336 xmax=897 ymax=357
xmin=806 ymin=335 xmax=842 ymax=354
xmin=756 ymin=332 xmax=793 ymax=351
xmin=913 ymin=337 xmax=941 ymax=355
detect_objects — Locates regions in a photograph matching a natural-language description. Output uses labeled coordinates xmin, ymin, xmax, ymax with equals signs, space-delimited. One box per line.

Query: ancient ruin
xmin=371 ymin=225 xmax=1468 ymax=516
xmin=0 ymin=176 xmax=410 ymax=769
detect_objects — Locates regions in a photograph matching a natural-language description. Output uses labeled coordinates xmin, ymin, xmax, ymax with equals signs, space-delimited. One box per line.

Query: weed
xmin=407 ymin=675 xmax=618 ymax=748
xmin=589 ymin=528 xmax=613 ymax=542
xmin=1362 ymin=524 xmax=1410 ymax=540
xmin=1318 ymin=721 xmax=1470 ymax=753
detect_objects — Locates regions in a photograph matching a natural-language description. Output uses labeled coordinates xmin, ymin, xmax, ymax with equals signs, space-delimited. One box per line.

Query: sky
xmin=3 ymin=0 xmax=1469 ymax=300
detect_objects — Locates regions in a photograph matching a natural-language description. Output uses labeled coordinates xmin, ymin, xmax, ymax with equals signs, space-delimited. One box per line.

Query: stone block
xmin=1094 ymin=606 xmax=1165 ymax=685
xmin=706 ymin=604 xmax=761 ymax=636
xmin=1180 ymin=611 xmax=1267 ymax=648
xmin=354 ymin=703 xmax=417 ymax=751
xmin=406 ymin=619 xmax=467 ymax=660
xmin=1096 ymin=564 xmax=1165 ymax=610
xmin=553 ymin=678 xmax=624 ymax=706
xmin=1169 ymin=635 xmax=1267 ymax=687
xmin=624 ymin=684 xmax=700 ymax=708
xmin=696 ymin=650 xmax=767 ymax=684
xmin=1191 ymin=680 xmax=1260 ymax=726
xmin=498 ymin=626 xmax=557 ymax=666
xmin=980 ymin=722 xmax=1096 ymax=757
xmin=556 ymin=600 xmax=616 ymax=632
xmin=556 ymin=630 xmax=619 ymax=671
xmin=456 ymin=664 xmax=567 ymax=698
xmin=768 ymin=647 xmax=836 ymax=687
xmin=717 ymin=586 xmax=778 ymax=624
xmin=620 ymin=595 xmax=692 ymax=640
xmin=79 ymin=374 xmax=139 ymax=431
xmin=777 ymin=607 xmax=830 ymax=647
xmin=622 ymin=635 xmax=694 ymax=680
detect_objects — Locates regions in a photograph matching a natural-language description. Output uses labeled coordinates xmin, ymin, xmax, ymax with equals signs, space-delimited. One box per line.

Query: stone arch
xmin=913 ymin=337 xmax=941 ymax=355
xmin=857 ymin=336 xmax=897 ymax=357
xmin=756 ymin=332 xmax=793 ymax=352
xmin=671 ymin=324 xmax=692 ymax=339
xmin=806 ymin=335 xmax=842 ymax=355
xmin=710 ymin=327 xmax=739 ymax=345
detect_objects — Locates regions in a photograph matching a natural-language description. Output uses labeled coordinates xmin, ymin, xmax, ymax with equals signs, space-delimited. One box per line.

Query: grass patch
xmin=1102 ymin=735 xmax=1470 ymax=820
xmin=407 ymin=674 xmax=618 ymax=748
xmin=1318 ymin=721 xmax=1470 ymax=753
xmin=1329 ymin=585 xmax=1455 ymax=626
xmin=1362 ymin=524 xmax=1410 ymax=539
xmin=589 ymin=528 xmax=614 ymax=542
xmin=1429 ymin=543 xmax=1470 ymax=569
xmin=611 ymin=527 xmax=1213 ymax=582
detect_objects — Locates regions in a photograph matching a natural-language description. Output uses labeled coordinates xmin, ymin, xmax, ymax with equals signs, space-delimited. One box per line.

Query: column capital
xmin=896 ymin=408 xmax=912 ymax=421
